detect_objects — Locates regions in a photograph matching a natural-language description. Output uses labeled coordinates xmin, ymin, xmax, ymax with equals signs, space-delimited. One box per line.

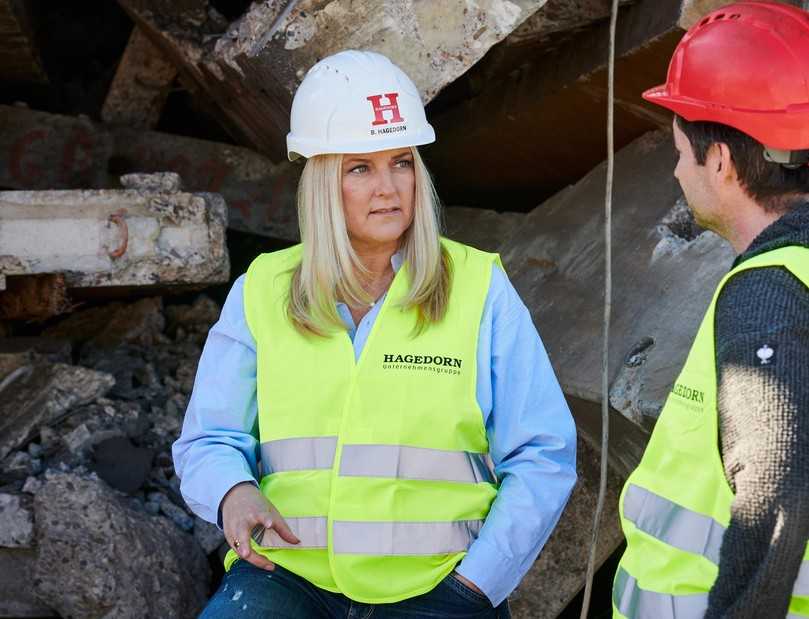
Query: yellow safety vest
xmin=227 ymin=238 xmax=500 ymax=603
xmin=614 ymin=246 xmax=809 ymax=618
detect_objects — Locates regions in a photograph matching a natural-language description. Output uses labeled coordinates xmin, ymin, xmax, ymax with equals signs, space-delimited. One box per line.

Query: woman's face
xmin=340 ymin=148 xmax=415 ymax=252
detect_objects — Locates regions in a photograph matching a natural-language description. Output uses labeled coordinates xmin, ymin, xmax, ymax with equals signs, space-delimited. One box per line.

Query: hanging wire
xmin=579 ymin=0 xmax=619 ymax=616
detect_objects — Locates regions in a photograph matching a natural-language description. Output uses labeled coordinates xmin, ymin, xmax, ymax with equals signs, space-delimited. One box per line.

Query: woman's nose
xmin=374 ymin=169 xmax=396 ymax=197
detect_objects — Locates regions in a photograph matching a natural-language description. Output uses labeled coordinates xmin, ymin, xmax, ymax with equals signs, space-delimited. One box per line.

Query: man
xmin=612 ymin=3 xmax=809 ymax=618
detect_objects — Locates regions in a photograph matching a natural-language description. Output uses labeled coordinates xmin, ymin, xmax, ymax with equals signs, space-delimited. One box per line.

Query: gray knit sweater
xmin=706 ymin=204 xmax=809 ymax=618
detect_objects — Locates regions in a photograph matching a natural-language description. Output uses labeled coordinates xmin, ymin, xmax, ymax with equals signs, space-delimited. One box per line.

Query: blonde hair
xmin=288 ymin=148 xmax=451 ymax=336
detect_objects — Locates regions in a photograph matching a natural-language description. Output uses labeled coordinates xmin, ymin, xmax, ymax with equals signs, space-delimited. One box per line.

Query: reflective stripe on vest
xmin=339 ymin=444 xmax=496 ymax=484
xmin=332 ymin=520 xmax=482 ymax=555
xmin=261 ymin=438 xmax=496 ymax=484
xmin=261 ymin=437 xmax=337 ymax=473
xmin=255 ymin=518 xmax=483 ymax=555
xmin=623 ymin=483 xmax=809 ymax=600
xmin=624 ymin=484 xmax=724 ymax=564
xmin=614 ymin=567 xmax=708 ymax=618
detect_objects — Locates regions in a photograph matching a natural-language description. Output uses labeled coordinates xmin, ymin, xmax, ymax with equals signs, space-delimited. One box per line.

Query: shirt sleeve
xmin=455 ymin=264 xmax=578 ymax=606
xmin=172 ymin=275 xmax=260 ymax=526
xmin=706 ymin=267 xmax=809 ymax=618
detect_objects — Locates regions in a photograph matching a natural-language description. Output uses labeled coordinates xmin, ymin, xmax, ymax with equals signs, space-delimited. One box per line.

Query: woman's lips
xmin=370 ymin=207 xmax=400 ymax=215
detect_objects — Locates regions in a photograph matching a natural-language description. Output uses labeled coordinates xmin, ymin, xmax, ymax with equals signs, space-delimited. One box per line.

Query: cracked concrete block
xmin=0 ymin=177 xmax=229 ymax=292
xmin=34 ymin=471 xmax=209 ymax=618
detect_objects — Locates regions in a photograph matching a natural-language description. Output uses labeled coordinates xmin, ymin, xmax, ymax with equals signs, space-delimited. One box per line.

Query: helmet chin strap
xmin=763 ymin=147 xmax=809 ymax=169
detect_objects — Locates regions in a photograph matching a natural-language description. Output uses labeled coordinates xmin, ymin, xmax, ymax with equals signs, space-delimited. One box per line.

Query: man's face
xmin=672 ymin=120 xmax=720 ymax=230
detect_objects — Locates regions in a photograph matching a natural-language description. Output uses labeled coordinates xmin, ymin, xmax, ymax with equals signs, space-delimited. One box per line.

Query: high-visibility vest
xmin=613 ymin=246 xmax=809 ymax=618
xmin=226 ymin=238 xmax=500 ymax=603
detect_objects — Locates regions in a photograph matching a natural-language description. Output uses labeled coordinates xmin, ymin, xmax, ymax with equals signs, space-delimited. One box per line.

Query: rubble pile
xmin=0 ymin=294 xmax=225 ymax=618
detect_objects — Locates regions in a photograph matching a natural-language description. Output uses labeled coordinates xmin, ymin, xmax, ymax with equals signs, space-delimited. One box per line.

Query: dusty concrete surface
xmin=0 ymin=175 xmax=229 ymax=290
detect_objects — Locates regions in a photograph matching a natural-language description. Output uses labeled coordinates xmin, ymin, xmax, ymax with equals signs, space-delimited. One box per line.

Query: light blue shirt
xmin=173 ymin=258 xmax=577 ymax=606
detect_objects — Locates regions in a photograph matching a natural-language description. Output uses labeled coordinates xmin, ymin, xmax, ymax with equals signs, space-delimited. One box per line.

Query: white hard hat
xmin=286 ymin=50 xmax=436 ymax=161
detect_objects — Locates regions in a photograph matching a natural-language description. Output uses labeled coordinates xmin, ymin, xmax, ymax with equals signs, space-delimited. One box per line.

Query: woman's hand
xmin=221 ymin=482 xmax=300 ymax=571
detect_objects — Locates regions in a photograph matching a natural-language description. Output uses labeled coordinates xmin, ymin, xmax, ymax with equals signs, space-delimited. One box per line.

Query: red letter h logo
xmin=366 ymin=93 xmax=405 ymax=126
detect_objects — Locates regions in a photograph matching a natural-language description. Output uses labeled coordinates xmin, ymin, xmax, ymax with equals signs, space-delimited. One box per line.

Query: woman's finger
xmin=242 ymin=548 xmax=277 ymax=571
xmin=268 ymin=514 xmax=301 ymax=545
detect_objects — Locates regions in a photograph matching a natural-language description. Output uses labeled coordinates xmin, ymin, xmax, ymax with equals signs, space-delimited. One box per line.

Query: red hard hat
xmin=643 ymin=1 xmax=809 ymax=150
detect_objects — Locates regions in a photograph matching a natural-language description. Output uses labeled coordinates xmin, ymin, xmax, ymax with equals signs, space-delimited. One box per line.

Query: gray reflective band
xmin=793 ymin=561 xmax=809 ymax=597
xmin=624 ymin=485 xmax=809 ymax=603
xmin=260 ymin=437 xmax=337 ymax=473
xmin=623 ymin=484 xmax=725 ymax=564
xmin=254 ymin=517 xmax=328 ymax=549
xmin=332 ymin=520 xmax=483 ymax=555
xmin=339 ymin=444 xmax=496 ymax=484
xmin=613 ymin=567 xmax=708 ymax=618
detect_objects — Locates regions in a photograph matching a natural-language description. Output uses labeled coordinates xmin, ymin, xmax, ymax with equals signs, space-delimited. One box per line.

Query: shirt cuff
xmin=456 ymin=537 xmax=516 ymax=607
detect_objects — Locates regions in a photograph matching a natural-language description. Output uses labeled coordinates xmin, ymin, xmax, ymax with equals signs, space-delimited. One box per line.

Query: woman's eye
xmin=395 ymin=159 xmax=413 ymax=169
xmin=349 ymin=165 xmax=368 ymax=174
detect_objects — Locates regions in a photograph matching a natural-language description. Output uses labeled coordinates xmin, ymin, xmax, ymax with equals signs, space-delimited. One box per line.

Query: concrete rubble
xmin=0 ymin=295 xmax=224 ymax=618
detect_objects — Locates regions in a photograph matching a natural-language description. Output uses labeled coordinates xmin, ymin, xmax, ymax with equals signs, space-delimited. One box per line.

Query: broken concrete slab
xmin=424 ymin=0 xmax=686 ymax=210
xmin=510 ymin=435 xmax=625 ymax=618
xmin=0 ymin=104 xmax=300 ymax=239
xmin=499 ymin=130 xmax=734 ymax=445
xmin=0 ymin=362 xmax=115 ymax=461
xmin=101 ymin=27 xmax=177 ymax=129
xmin=0 ymin=178 xmax=229 ymax=293
xmin=0 ymin=493 xmax=34 ymax=547
xmin=120 ymin=0 xmax=551 ymax=161
xmin=33 ymin=470 xmax=209 ymax=618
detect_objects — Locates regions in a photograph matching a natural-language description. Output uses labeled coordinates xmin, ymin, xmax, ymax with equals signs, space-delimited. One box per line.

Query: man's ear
xmin=715 ymin=142 xmax=736 ymax=182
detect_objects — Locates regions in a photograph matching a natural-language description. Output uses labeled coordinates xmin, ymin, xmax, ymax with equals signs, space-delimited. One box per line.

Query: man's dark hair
xmin=675 ymin=115 xmax=809 ymax=213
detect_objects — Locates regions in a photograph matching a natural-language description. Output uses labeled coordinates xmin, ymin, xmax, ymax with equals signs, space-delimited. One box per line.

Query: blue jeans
xmin=200 ymin=560 xmax=511 ymax=618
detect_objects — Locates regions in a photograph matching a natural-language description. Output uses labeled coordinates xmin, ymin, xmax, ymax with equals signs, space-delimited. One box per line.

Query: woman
xmin=174 ymin=50 xmax=577 ymax=618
